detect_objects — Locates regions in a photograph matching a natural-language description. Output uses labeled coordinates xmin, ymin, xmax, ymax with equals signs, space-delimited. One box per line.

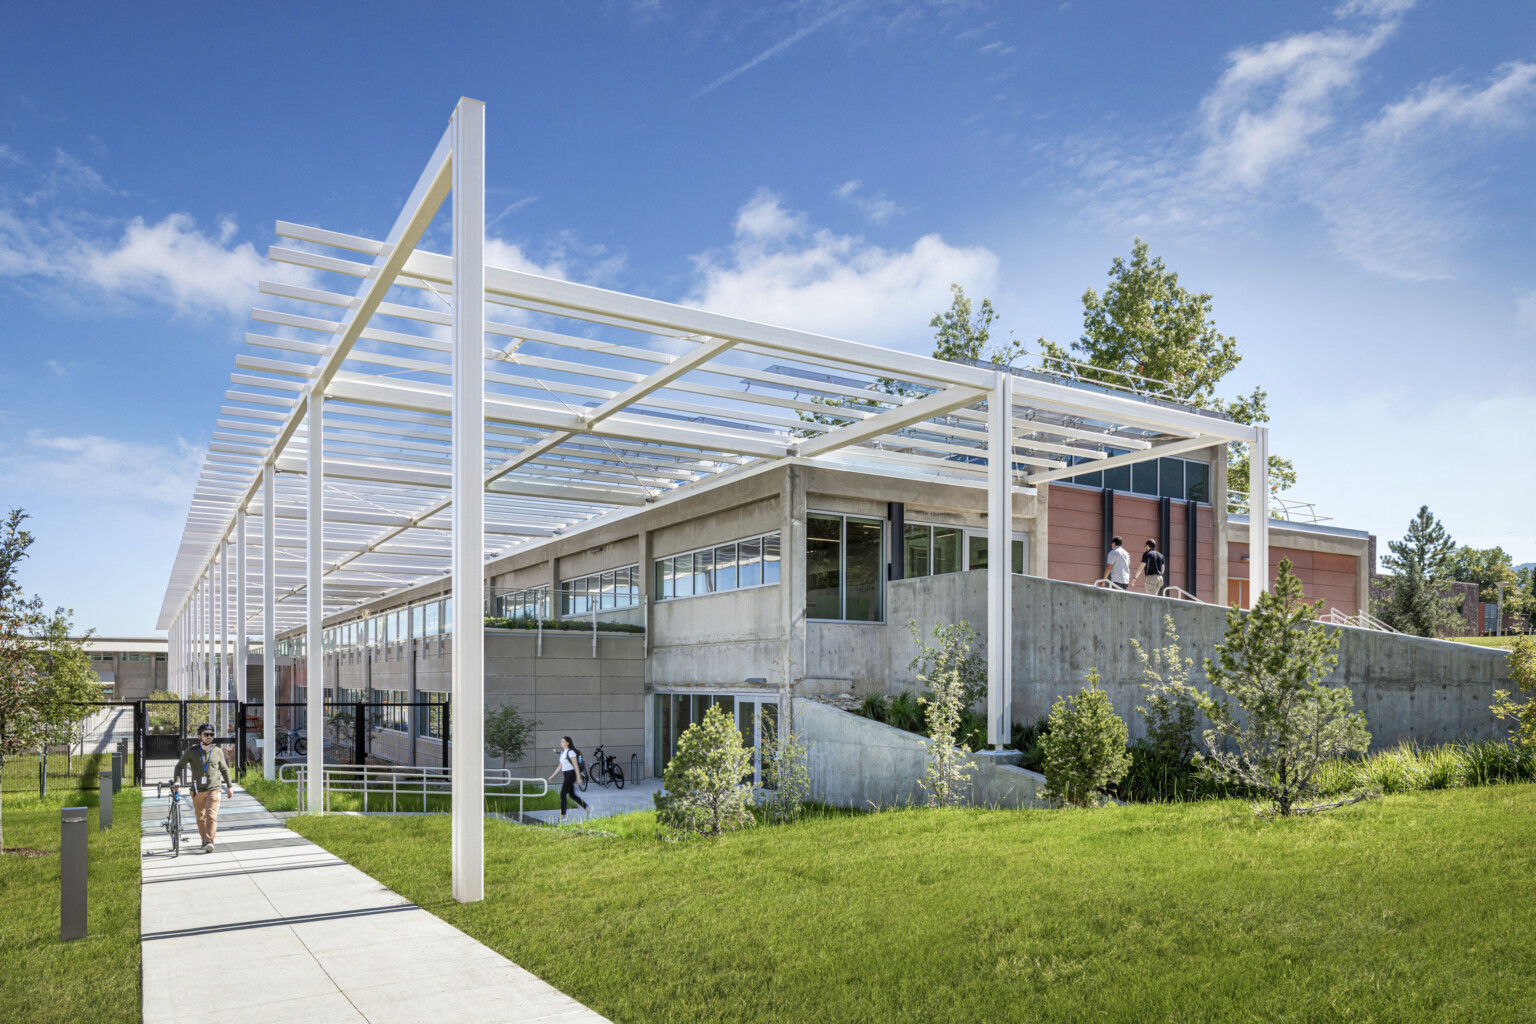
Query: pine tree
xmin=653 ymin=704 xmax=755 ymax=837
xmin=1040 ymin=670 xmax=1132 ymax=807
xmin=1194 ymin=560 xmax=1370 ymax=816
xmin=1375 ymin=506 xmax=1462 ymax=637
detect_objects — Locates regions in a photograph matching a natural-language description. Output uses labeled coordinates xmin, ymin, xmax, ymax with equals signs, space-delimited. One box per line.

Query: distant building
xmin=82 ymin=637 xmax=168 ymax=700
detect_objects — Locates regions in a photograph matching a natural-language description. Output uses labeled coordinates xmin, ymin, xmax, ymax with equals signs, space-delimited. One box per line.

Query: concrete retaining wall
xmin=794 ymin=697 xmax=1047 ymax=809
xmin=887 ymin=571 xmax=1513 ymax=751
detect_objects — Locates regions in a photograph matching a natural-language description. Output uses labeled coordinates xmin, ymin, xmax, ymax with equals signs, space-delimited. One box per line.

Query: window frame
xmin=653 ymin=532 xmax=783 ymax=604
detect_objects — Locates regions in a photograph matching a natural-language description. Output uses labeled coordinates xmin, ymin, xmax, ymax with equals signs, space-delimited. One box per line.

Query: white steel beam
xmin=1021 ymin=435 xmax=1219 ymax=486
xmin=797 ymin=386 xmax=990 ymax=459
xmin=986 ymin=371 xmax=1013 ymax=749
xmin=237 ymin=512 xmax=248 ymax=706
xmin=450 ymin=97 xmax=486 ymax=905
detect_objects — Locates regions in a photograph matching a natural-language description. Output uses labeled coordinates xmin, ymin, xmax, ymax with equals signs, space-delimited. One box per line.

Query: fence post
xmin=113 ymin=740 xmax=124 ymax=794
xmin=236 ymin=703 xmax=246 ymax=779
xmin=98 ymin=772 xmax=113 ymax=830
xmin=60 ymin=807 xmax=87 ymax=941
xmin=354 ymin=702 xmax=366 ymax=767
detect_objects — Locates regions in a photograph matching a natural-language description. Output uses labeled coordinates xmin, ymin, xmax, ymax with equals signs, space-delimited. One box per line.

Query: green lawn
xmin=241 ymin=770 xmax=562 ymax=815
xmin=0 ymin=789 xmax=142 ymax=1024
xmin=1452 ymin=635 xmax=1523 ymax=648
xmin=287 ymin=787 xmax=1536 ymax=1024
xmin=3 ymin=751 xmax=135 ymax=794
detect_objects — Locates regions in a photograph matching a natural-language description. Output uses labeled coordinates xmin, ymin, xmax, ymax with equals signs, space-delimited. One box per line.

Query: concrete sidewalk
xmin=520 ymin=776 xmax=661 ymax=825
xmin=140 ymin=785 xmax=610 ymax=1024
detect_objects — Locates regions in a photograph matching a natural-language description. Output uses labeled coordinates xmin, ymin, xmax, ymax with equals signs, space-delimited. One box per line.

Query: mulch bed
xmin=2 ymin=847 xmax=53 ymax=858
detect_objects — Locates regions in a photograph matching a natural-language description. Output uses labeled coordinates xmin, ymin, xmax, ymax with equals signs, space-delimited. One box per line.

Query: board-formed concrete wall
xmin=886 ymin=571 xmax=1513 ymax=752
xmin=795 ymin=697 xmax=1047 ymax=810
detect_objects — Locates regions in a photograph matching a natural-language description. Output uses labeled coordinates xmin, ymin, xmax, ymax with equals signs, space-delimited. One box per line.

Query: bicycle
xmin=587 ymin=745 xmax=625 ymax=790
xmin=156 ymin=780 xmax=186 ymax=858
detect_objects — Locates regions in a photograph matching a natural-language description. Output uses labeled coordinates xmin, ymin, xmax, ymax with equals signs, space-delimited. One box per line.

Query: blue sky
xmin=2 ymin=0 xmax=1532 ymax=634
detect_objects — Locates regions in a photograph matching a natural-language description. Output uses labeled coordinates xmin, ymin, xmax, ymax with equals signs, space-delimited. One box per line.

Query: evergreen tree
xmin=653 ymin=704 xmax=755 ymax=837
xmin=1194 ymin=560 xmax=1370 ymax=816
xmin=1375 ymin=506 xmax=1462 ymax=637
xmin=1040 ymin=670 xmax=1132 ymax=807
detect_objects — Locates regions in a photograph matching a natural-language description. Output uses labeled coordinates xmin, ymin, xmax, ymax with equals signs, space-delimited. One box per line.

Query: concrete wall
xmin=795 ymin=697 xmax=1046 ymax=809
xmin=886 ymin=570 xmax=1514 ymax=751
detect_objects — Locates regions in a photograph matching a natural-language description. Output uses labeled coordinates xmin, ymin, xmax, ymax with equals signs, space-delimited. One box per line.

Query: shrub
xmin=1132 ymin=615 xmax=1202 ymax=764
xmin=1009 ymin=717 xmax=1051 ymax=773
xmin=858 ymin=693 xmax=890 ymax=723
xmin=1040 ymin=670 xmax=1132 ymax=807
xmin=888 ymin=691 xmax=925 ymax=733
xmin=654 ymin=703 xmax=755 ymax=838
xmin=1194 ymin=559 xmax=1370 ymax=817
xmin=906 ymin=620 xmax=987 ymax=711
xmin=913 ymin=624 xmax=976 ymax=807
xmin=1491 ymin=634 xmax=1536 ymax=751
xmin=758 ymin=709 xmax=811 ymax=825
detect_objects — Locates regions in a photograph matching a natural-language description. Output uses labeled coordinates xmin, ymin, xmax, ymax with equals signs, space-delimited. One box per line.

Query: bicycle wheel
xmin=578 ymin=772 xmax=588 ymax=792
xmin=612 ymin=764 xmax=624 ymax=790
xmin=295 ymin=737 xmax=307 ymax=755
xmin=170 ymin=803 xmax=180 ymax=858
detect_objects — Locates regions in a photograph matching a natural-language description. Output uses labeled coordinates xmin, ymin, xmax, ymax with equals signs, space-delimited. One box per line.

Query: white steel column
xmin=237 ymin=511 xmax=248 ymax=707
xmin=986 ymin=370 xmax=1014 ymax=749
xmin=262 ymin=461 xmax=277 ymax=780
xmin=1249 ymin=425 xmax=1270 ymax=601
xmin=305 ymin=397 xmax=325 ymax=812
xmin=450 ymin=96 xmax=486 ymax=904
xmin=219 ymin=538 xmax=229 ymax=711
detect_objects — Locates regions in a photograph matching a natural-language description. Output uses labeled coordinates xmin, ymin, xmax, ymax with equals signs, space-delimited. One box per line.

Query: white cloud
xmin=834 ymin=180 xmax=906 ymax=224
xmin=687 ymin=189 xmax=998 ymax=348
xmin=1055 ymin=2 xmax=1536 ymax=280
xmin=0 ymin=432 xmax=201 ymax=513
xmin=76 ymin=213 xmax=266 ymax=316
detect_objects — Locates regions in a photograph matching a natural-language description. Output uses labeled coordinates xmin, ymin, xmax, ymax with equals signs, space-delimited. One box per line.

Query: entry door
xmin=1228 ymin=578 xmax=1251 ymax=609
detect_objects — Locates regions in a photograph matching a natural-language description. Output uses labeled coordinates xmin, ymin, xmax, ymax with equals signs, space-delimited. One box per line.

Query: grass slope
xmin=288 ymin=787 xmax=1536 ymax=1024
xmin=0 ymin=789 xmax=142 ymax=1023
xmin=1453 ymin=635 xmax=1523 ymax=648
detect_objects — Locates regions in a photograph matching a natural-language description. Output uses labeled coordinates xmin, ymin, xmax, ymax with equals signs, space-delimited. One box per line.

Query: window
xmin=370 ymin=689 xmax=410 ymax=733
xmin=806 ymin=513 xmax=884 ymax=622
xmin=655 ymin=533 xmax=781 ymax=602
xmin=1066 ymin=452 xmax=1213 ymax=503
xmin=417 ymin=691 xmax=448 ymax=739
xmin=904 ymin=524 xmax=1022 ymax=577
xmin=653 ymin=691 xmax=779 ymax=783
xmin=560 ymin=566 xmax=639 ymax=617
xmin=492 ymin=585 xmax=548 ymax=621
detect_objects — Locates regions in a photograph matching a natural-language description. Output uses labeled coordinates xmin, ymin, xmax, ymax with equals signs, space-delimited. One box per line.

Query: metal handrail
xmin=277 ymin=763 xmax=545 ymax=815
xmin=1318 ymin=607 xmax=1400 ymax=634
xmin=1160 ymin=585 xmax=1210 ymax=605
xmin=1227 ymin=490 xmax=1333 ymax=524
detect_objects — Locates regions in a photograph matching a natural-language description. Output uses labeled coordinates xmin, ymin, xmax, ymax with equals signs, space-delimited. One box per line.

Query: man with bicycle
xmin=172 ymin=723 xmax=233 ymax=853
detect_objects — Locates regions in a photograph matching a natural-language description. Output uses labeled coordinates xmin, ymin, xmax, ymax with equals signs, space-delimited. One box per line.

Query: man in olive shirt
xmin=173 ymin=724 xmax=233 ymax=853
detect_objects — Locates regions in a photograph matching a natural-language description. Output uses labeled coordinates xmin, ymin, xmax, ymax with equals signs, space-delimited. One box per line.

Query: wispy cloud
xmin=1053 ymin=1 xmax=1536 ymax=280
xmin=834 ymin=179 xmax=906 ymax=224
xmin=687 ymin=188 xmax=997 ymax=349
xmin=694 ymin=1 xmax=861 ymax=99
xmin=487 ymin=195 xmax=538 ymax=232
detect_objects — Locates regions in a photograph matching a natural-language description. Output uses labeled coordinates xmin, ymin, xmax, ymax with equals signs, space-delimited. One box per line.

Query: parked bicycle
xmin=156 ymin=779 xmax=186 ymax=858
xmin=277 ymin=728 xmax=307 ymax=756
xmin=587 ymin=744 xmax=625 ymax=789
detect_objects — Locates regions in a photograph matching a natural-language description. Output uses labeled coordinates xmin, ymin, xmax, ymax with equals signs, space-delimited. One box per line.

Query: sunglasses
xmin=199 ymin=732 xmax=215 ymax=738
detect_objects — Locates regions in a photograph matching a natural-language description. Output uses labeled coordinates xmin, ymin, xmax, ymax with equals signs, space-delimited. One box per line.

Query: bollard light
xmin=60 ymin=807 xmax=87 ymax=941
xmin=99 ymin=772 xmax=113 ymax=830
xmin=112 ymin=748 xmax=124 ymax=795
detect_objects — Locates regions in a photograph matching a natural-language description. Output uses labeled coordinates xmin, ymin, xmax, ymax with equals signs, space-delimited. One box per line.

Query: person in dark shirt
xmin=1134 ymin=539 xmax=1167 ymax=595
xmin=172 ymin=724 xmax=232 ymax=853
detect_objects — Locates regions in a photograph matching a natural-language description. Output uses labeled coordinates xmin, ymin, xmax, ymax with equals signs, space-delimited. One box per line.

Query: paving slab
xmin=141 ymin=785 xmax=610 ymax=1024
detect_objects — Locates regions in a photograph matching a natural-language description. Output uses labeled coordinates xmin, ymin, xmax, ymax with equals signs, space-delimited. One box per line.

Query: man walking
xmin=173 ymin=724 xmax=233 ymax=853
xmin=1134 ymin=539 xmax=1167 ymax=595
xmin=1103 ymin=536 xmax=1131 ymax=590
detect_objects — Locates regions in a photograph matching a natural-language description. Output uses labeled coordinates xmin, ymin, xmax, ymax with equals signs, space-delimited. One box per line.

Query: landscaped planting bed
xmin=287 ymin=784 xmax=1536 ymax=1024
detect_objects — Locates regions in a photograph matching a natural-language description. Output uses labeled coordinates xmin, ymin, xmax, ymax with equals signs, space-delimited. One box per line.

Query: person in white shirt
xmin=546 ymin=735 xmax=589 ymax=821
xmin=1103 ymin=536 xmax=1132 ymax=590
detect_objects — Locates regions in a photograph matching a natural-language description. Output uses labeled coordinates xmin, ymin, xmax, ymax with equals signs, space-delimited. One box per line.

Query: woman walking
xmin=547 ymin=735 xmax=588 ymax=822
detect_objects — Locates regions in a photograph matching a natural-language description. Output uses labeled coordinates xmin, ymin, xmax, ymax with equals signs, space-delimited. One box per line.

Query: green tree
xmin=1037 ymin=239 xmax=1295 ymax=506
xmin=913 ymin=621 xmax=977 ymax=807
xmin=906 ymin=619 xmax=987 ymax=711
xmin=1040 ymin=670 xmax=1132 ymax=807
xmin=1375 ymin=506 xmax=1462 ymax=637
xmin=28 ymin=607 xmax=97 ymax=795
xmin=1194 ymin=560 xmax=1370 ymax=816
xmin=1490 ymin=634 xmax=1536 ymax=751
xmin=485 ymin=701 xmax=539 ymax=772
xmin=1450 ymin=545 xmax=1522 ymax=606
xmin=929 ymin=283 xmax=1024 ymax=366
xmin=654 ymin=703 xmax=755 ymax=837
xmin=0 ymin=509 xmax=44 ymax=847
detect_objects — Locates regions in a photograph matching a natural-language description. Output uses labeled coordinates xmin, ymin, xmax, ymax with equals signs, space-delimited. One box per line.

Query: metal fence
xmin=277 ymin=762 xmax=547 ymax=815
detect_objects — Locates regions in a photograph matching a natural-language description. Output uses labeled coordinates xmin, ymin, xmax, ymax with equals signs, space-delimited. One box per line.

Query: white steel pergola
xmin=158 ymin=98 xmax=1267 ymax=903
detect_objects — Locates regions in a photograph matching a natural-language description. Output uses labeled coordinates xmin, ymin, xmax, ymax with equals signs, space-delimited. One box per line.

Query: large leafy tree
xmin=1375 ymin=506 xmax=1462 ymax=637
xmin=1038 ymin=239 xmax=1296 ymax=504
xmin=1194 ymin=559 xmax=1370 ymax=816
xmin=928 ymin=283 xmax=1024 ymax=366
xmin=1450 ymin=545 xmax=1530 ymax=620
